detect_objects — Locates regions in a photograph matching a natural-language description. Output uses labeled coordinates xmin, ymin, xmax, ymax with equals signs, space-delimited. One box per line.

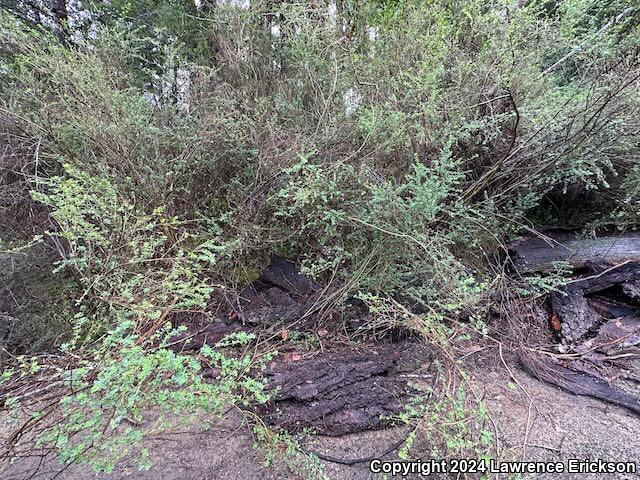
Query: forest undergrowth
xmin=0 ymin=0 xmax=638 ymax=477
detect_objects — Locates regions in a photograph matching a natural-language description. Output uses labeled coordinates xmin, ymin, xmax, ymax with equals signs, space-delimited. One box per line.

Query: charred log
xmin=520 ymin=352 xmax=640 ymax=416
xmin=237 ymin=255 xmax=321 ymax=329
xmin=258 ymin=346 xmax=414 ymax=435
xmin=550 ymin=262 xmax=640 ymax=343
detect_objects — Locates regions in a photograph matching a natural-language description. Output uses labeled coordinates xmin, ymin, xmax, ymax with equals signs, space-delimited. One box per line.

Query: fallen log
xmin=237 ymin=255 xmax=322 ymax=329
xmin=550 ymin=262 xmax=640 ymax=343
xmin=520 ymin=352 xmax=640 ymax=416
xmin=241 ymin=303 xmax=315 ymax=329
xmin=258 ymin=255 xmax=320 ymax=296
xmin=513 ymin=233 xmax=640 ymax=414
xmin=509 ymin=232 xmax=640 ymax=273
xmin=258 ymin=346 xmax=415 ymax=435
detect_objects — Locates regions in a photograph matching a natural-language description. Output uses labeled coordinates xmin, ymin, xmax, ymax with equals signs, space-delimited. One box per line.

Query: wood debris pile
xmin=511 ymin=232 xmax=640 ymax=414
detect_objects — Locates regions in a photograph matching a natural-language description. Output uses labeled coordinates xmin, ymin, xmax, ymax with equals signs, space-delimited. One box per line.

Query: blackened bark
xmin=550 ymin=262 xmax=640 ymax=343
xmin=258 ymin=346 xmax=414 ymax=435
xmin=520 ymin=352 xmax=640 ymax=416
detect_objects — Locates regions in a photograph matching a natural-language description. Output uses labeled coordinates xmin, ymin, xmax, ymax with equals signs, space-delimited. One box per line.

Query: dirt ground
xmin=4 ymin=354 xmax=640 ymax=480
xmin=474 ymin=365 xmax=640 ymax=480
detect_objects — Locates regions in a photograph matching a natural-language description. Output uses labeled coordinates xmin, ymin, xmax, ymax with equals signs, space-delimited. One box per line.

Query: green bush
xmin=0 ymin=0 xmax=638 ymax=473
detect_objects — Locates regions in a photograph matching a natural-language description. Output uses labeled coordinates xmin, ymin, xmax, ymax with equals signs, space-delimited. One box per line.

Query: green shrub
xmin=0 ymin=0 xmax=638 ymax=473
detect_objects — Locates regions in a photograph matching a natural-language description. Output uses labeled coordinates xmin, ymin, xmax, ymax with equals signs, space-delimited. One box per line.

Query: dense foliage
xmin=0 ymin=0 xmax=638 ymax=474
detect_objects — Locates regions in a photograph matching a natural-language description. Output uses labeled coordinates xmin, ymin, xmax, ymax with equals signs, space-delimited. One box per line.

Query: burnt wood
xmin=550 ymin=262 xmax=640 ymax=342
xmin=258 ymin=347 xmax=411 ymax=435
xmin=520 ymin=353 xmax=640 ymax=416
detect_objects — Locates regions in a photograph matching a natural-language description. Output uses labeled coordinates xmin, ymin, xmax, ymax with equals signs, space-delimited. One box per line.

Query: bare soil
xmin=4 ymin=355 xmax=640 ymax=480
xmin=3 ymin=254 xmax=640 ymax=479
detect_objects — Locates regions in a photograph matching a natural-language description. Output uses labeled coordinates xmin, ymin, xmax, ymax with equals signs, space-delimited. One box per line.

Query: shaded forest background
xmin=0 ymin=0 xmax=638 ymax=475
